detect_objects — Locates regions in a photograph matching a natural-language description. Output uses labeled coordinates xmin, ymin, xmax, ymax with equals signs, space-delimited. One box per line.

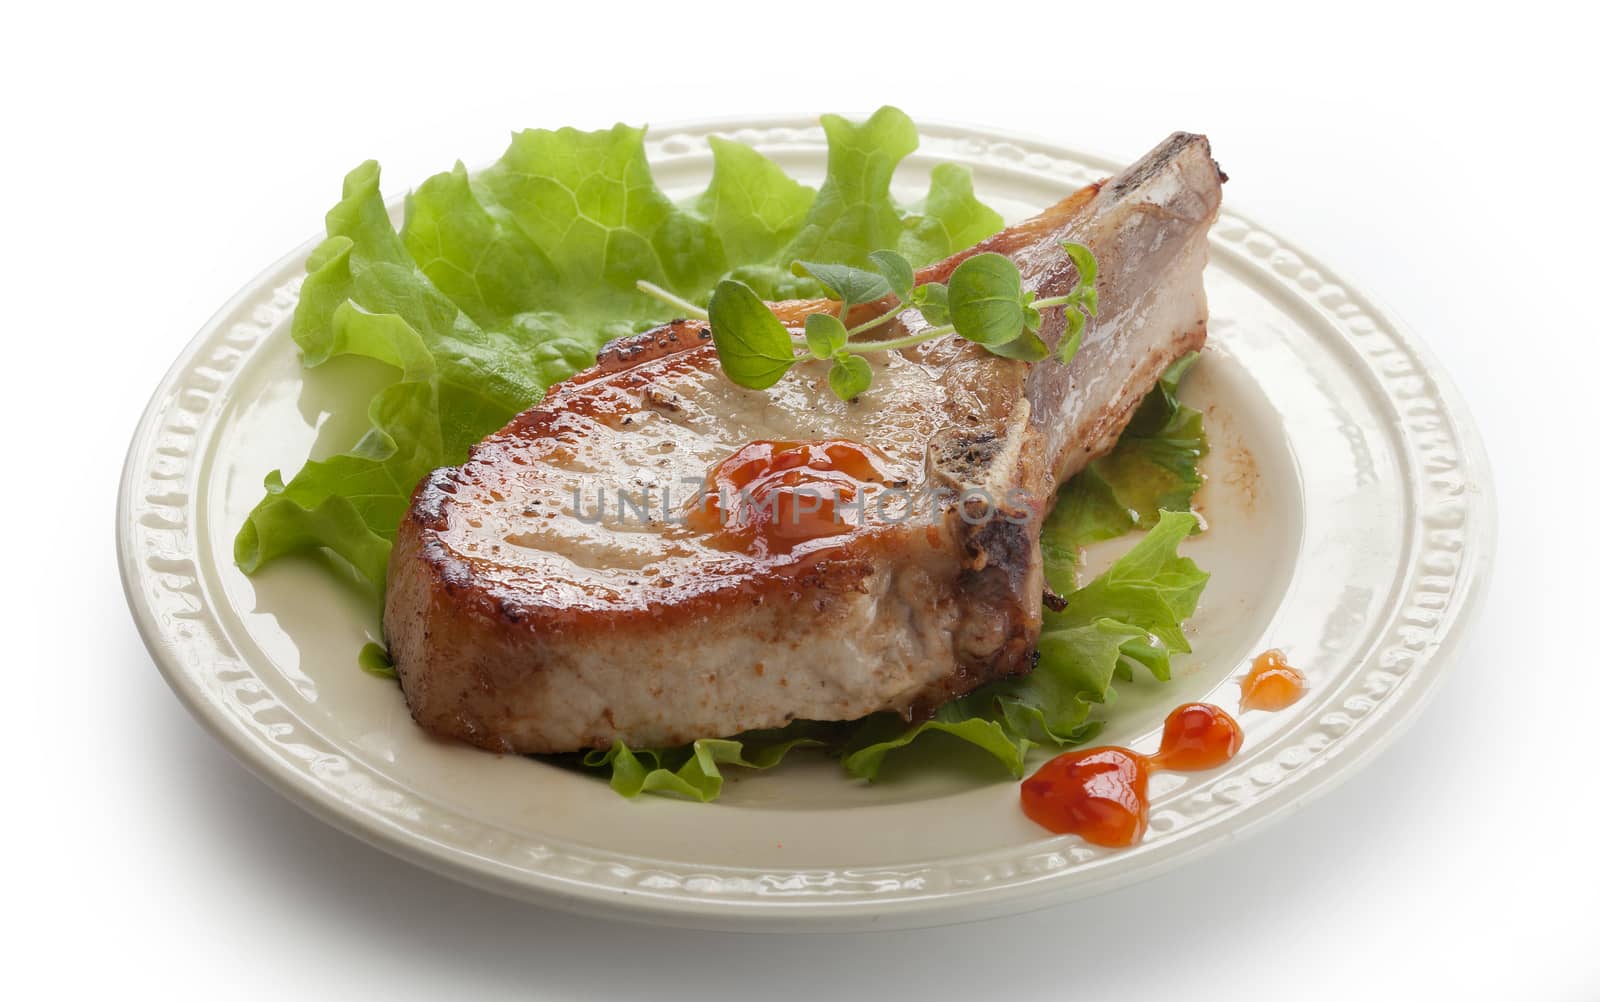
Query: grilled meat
xmin=384 ymin=133 xmax=1225 ymax=753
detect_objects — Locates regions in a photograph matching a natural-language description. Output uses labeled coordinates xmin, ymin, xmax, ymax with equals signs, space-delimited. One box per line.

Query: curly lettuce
xmin=582 ymin=730 xmax=825 ymax=802
xmin=236 ymin=107 xmax=1003 ymax=594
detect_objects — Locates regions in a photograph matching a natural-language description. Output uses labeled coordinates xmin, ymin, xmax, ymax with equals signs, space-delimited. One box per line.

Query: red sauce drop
xmin=1149 ymin=701 xmax=1244 ymax=770
xmin=1240 ymin=648 xmax=1308 ymax=711
xmin=1020 ymin=702 xmax=1244 ymax=847
xmin=1020 ymin=747 xmax=1150 ymax=847
xmin=686 ymin=440 xmax=890 ymax=553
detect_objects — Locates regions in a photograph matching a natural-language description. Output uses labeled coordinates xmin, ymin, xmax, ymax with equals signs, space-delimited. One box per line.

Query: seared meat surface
xmin=384 ymin=133 xmax=1225 ymax=753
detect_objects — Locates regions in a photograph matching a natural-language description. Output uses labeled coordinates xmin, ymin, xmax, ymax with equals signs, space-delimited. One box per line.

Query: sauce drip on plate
xmin=1239 ymin=648 xmax=1308 ymax=711
xmin=686 ymin=440 xmax=891 ymax=553
xmin=1149 ymin=701 xmax=1245 ymax=770
xmin=1020 ymin=703 xmax=1244 ymax=847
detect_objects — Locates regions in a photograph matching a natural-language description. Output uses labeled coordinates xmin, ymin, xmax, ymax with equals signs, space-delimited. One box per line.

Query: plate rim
xmin=118 ymin=114 xmax=1496 ymax=932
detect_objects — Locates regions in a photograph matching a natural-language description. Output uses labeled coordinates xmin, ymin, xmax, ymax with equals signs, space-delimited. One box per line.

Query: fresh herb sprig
xmin=642 ymin=243 xmax=1098 ymax=400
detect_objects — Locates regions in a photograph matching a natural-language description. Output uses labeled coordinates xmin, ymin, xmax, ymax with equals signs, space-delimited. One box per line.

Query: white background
xmin=5 ymin=1 xmax=1594 ymax=998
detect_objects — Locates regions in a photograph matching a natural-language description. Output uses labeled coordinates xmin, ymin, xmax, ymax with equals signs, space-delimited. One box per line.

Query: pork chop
xmin=384 ymin=132 xmax=1225 ymax=753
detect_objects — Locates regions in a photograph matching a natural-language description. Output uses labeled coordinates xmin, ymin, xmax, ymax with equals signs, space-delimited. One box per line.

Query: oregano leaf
xmin=946 ymin=251 xmax=1027 ymax=346
xmin=868 ymin=249 xmax=915 ymax=300
xmin=804 ymin=312 xmax=849 ymax=360
xmin=707 ymin=280 xmax=797 ymax=389
xmin=827 ymin=353 xmax=873 ymax=400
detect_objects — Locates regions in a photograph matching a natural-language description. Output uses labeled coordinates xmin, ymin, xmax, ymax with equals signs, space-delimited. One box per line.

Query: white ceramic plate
xmin=119 ymin=116 xmax=1494 ymax=932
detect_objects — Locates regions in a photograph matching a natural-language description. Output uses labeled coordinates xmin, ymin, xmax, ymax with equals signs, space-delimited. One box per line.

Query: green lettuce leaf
xmin=473 ymin=124 xmax=727 ymax=321
xmin=898 ymin=162 xmax=1005 ymax=263
xmin=357 ymin=642 xmax=398 ymax=680
xmin=583 ymin=733 xmax=822 ymax=802
xmin=719 ymin=108 xmax=1000 ymax=301
xmin=238 ymin=108 xmax=1004 ymax=596
xmin=991 ymin=511 xmax=1207 ymax=747
xmin=992 ymin=618 xmax=1151 ymax=748
xmin=694 ymin=137 xmax=816 ymax=267
xmin=840 ymin=702 xmax=1027 ymax=780
xmin=781 ymin=108 xmax=919 ymax=268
